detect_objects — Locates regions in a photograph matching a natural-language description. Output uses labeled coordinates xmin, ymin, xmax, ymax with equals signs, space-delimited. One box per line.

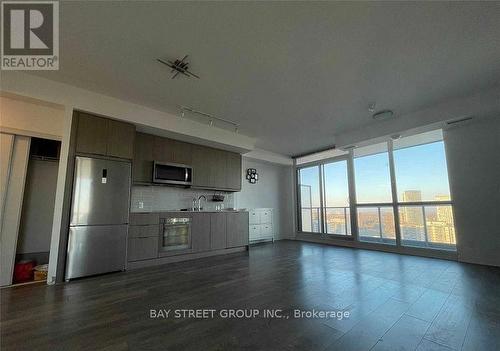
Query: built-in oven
xmin=160 ymin=217 xmax=191 ymax=251
xmin=153 ymin=161 xmax=192 ymax=186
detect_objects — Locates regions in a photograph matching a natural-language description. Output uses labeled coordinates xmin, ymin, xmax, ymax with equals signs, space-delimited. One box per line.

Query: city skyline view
xmin=299 ymin=136 xmax=456 ymax=248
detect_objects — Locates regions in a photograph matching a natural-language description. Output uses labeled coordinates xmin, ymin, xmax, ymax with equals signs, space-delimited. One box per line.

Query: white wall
xmin=235 ymin=157 xmax=295 ymax=240
xmin=444 ymin=116 xmax=500 ymax=267
xmin=0 ymin=94 xmax=64 ymax=140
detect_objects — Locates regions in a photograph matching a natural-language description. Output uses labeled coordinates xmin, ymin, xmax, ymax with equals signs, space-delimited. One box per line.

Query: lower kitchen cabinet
xmin=126 ymin=211 xmax=248 ymax=267
xmin=210 ymin=213 xmax=227 ymax=250
xmin=128 ymin=237 xmax=158 ymax=261
xmin=127 ymin=223 xmax=159 ymax=261
xmin=191 ymin=213 xmax=211 ymax=252
xmin=226 ymin=212 xmax=249 ymax=248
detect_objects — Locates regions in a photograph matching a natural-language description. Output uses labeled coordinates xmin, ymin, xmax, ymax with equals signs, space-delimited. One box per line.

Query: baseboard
xmin=126 ymin=246 xmax=248 ymax=270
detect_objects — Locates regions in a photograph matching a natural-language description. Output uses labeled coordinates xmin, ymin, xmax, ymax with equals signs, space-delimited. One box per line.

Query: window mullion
xmin=422 ymin=205 xmax=429 ymax=247
xmin=347 ymin=149 xmax=359 ymax=241
xmin=319 ymin=164 xmax=325 ymax=234
xmin=388 ymin=139 xmax=402 ymax=247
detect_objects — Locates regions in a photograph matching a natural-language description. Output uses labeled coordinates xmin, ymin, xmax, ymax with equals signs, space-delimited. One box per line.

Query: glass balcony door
xmin=298 ymin=166 xmax=322 ymax=233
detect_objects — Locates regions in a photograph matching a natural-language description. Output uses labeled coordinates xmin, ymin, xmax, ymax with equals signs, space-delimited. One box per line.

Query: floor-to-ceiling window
xmin=323 ymin=160 xmax=350 ymax=235
xmin=393 ymin=130 xmax=456 ymax=249
xmin=353 ymin=143 xmax=396 ymax=244
xmin=296 ymin=129 xmax=456 ymax=253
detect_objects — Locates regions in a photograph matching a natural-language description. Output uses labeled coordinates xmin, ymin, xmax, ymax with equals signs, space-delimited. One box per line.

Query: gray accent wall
xmin=235 ymin=157 xmax=294 ymax=240
xmin=444 ymin=116 xmax=500 ymax=267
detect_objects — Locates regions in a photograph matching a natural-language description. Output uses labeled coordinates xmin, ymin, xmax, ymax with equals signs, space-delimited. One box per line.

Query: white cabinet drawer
xmin=261 ymin=223 xmax=273 ymax=236
xmin=260 ymin=210 xmax=272 ymax=224
xmin=249 ymin=224 xmax=261 ymax=239
xmin=249 ymin=211 xmax=260 ymax=225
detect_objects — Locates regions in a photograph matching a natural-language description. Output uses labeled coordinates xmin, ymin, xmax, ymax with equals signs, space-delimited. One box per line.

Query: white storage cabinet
xmin=249 ymin=208 xmax=274 ymax=242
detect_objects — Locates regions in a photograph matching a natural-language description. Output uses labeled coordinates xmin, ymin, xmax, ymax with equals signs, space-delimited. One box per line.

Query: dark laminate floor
xmin=2 ymin=241 xmax=500 ymax=351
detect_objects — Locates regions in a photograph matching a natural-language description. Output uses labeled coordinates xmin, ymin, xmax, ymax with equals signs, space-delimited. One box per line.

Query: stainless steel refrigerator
xmin=65 ymin=156 xmax=131 ymax=280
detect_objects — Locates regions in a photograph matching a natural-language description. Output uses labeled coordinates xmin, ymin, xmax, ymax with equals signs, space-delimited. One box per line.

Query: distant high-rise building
xmin=434 ymin=195 xmax=453 ymax=225
xmin=402 ymin=190 xmax=422 ymax=202
xmin=401 ymin=190 xmax=422 ymax=225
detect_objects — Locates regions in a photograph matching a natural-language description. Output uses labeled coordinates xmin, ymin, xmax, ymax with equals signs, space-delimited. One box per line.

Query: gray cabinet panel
xmin=226 ymin=152 xmax=242 ymax=191
xmin=210 ymin=213 xmax=226 ymax=250
xmin=128 ymin=237 xmax=158 ymax=261
xmin=211 ymin=149 xmax=227 ymax=189
xmin=172 ymin=140 xmax=192 ymax=165
xmin=129 ymin=212 xmax=159 ymax=225
xmin=153 ymin=136 xmax=174 ymax=163
xmin=128 ymin=224 xmax=159 ymax=238
xmin=133 ymin=132 xmax=154 ymax=183
xmin=191 ymin=213 xmax=211 ymax=252
xmin=107 ymin=119 xmax=135 ymax=159
xmin=75 ymin=112 xmax=108 ymax=156
xmin=75 ymin=112 xmax=135 ymax=160
xmin=192 ymin=144 xmax=211 ymax=188
xmin=226 ymin=212 xmax=249 ymax=248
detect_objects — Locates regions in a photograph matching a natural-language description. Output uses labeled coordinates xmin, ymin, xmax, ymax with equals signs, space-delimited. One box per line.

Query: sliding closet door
xmin=0 ymin=134 xmax=30 ymax=286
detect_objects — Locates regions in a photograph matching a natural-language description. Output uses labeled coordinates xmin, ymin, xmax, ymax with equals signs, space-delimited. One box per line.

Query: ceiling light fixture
xmin=180 ymin=106 xmax=240 ymax=134
xmin=157 ymin=55 xmax=200 ymax=79
xmin=372 ymin=110 xmax=394 ymax=121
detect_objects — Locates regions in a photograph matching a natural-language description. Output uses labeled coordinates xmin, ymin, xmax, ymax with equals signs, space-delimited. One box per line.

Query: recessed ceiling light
xmin=372 ymin=110 xmax=394 ymax=120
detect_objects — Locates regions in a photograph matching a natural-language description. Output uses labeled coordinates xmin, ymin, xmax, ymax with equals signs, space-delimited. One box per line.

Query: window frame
xmin=295 ymin=129 xmax=457 ymax=252
xmin=296 ymin=153 xmax=354 ymax=239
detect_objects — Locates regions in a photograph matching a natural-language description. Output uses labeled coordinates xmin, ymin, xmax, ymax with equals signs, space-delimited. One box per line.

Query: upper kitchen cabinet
xmin=192 ymin=146 xmax=242 ymax=191
xmin=225 ymin=152 xmax=242 ymax=191
xmin=210 ymin=148 xmax=227 ymax=190
xmin=191 ymin=144 xmax=211 ymax=188
xmin=153 ymin=136 xmax=192 ymax=165
xmin=107 ymin=119 xmax=136 ymax=159
xmin=75 ymin=112 xmax=135 ymax=160
xmin=133 ymin=132 xmax=154 ymax=183
xmin=75 ymin=112 xmax=108 ymax=156
xmin=133 ymin=131 xmax=242 ymax=191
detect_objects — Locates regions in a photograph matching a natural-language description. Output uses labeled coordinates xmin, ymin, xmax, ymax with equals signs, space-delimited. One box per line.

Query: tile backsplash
xmin=130 ymin=186 xmax=235 ymax=213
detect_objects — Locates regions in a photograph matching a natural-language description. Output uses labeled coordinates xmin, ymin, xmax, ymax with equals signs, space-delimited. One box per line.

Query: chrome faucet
xmin=197 ymin=195 xmax=207 ymax=211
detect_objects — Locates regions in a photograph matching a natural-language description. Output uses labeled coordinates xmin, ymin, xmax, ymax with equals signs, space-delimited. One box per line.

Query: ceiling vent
xmin=446 ymin=116 xmax=473 ymax=125
xmin=340 ymin=145 xmax=356 ymax=151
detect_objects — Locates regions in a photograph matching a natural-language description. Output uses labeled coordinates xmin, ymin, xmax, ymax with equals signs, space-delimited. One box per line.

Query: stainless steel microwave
xmin=153 ymin=161 xmax=192 ymax=186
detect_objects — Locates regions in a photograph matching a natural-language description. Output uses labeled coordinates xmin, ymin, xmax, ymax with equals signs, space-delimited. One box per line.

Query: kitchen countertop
xmin=131 ymin=209 xmax=248 ymax=214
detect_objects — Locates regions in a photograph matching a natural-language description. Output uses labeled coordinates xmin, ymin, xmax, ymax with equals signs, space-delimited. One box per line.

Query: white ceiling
xmin=31 ymin=1 xmax=500 ymax=156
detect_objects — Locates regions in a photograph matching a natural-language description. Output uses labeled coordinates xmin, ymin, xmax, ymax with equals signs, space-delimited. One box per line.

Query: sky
xmin=300 ymin=141 xmax=451 ymax=207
